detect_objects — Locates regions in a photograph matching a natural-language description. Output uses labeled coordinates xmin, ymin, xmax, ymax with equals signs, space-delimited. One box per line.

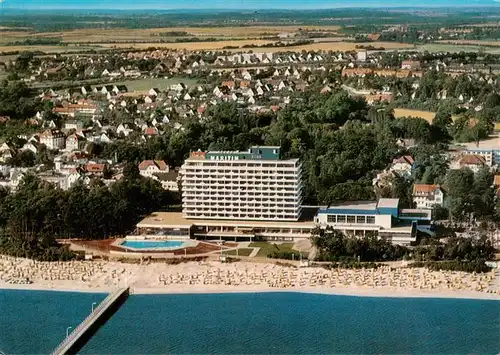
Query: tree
xmin=444 ymin=168 xmax=475 ymax=221
xmin=7 ymin=150 xmax=36 ymax=167
xmin=123 ymin=162 xmax=140 ymax=181
xmin=472 ymin=168 xmax=495 ymax=220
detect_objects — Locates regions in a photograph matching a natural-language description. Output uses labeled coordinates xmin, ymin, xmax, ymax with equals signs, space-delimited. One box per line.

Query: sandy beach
xmin=1 ymin=255 xmax=499 ymax=300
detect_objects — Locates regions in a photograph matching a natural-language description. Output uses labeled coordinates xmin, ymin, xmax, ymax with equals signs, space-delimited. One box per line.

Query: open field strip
xmin=0 ymin=45 xmax=105 ymax=53
xmin=418 ymin=43 xmax=500 ymax=54
xmin=393 ymin=108 xmax=436 ymax=123
xmin=435 ymin=39 xmax=500 ymax=46
xmin=98 ymin=39 xmax=275 ymax=50
xmin=109 ymin=77 xmax=198 ymax=91
xmin=95 ymin=40 xmax=412 ymax=52
xmin=0 ymin=25 xmax=342 ymax=44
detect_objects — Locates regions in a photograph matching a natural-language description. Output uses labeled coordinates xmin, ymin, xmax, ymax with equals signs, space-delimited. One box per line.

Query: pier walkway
xmin=52 ymin=287 xmax=130 ymax=355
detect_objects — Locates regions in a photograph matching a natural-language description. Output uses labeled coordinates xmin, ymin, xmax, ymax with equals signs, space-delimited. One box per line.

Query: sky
xmin=0 ymin=0 xmax=499 ymax=10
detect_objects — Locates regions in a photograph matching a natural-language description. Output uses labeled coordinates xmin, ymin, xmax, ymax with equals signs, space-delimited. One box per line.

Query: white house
xmin=412 ymin=184 xmax=444 ymax=209
xmin=65 ymin=133 xmax=81 ymax=151
xmin=40 ymin=129 xmax=65 ymax=150
xmin=138 ymin=160 xmax=169 ymax=178
xmin=390 ymin=155 xmax=415 ymax=178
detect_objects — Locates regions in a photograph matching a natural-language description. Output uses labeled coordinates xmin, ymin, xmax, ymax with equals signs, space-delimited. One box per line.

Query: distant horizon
xmin=1 ymin=0 xmax=500 ymax=11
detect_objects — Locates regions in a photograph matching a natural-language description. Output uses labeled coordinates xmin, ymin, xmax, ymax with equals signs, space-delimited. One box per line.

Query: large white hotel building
xmin=135 ymin=146 xmax=432 ymax=245
xmin=181 ymin=146 xmax=303 ymax=221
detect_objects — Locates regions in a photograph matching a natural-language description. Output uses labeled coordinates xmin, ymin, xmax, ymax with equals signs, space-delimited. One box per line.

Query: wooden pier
xmin=52 ymin=287 xmax=130 ymax=355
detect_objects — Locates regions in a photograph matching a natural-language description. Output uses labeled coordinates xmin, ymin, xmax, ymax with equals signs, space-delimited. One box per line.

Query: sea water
xmin=1 ymin=290 xmax=499 ymax=354
xmin=0 ymin=289 xmax=107 ymax=354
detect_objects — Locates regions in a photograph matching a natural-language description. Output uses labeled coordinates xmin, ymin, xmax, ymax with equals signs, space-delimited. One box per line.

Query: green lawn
xmin=109 ymin=77 xmax=198 ymax=91
xmin=249 ymin=242 xmax=295 ymax=258
xmin=226 ymin=248 xmax=254 ymax=257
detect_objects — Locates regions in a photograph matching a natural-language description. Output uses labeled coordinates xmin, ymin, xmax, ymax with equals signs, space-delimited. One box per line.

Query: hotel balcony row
xmin=182 ymin=205 xmax=300 ymax=213
xmin=183 ymin=163 xmax=302 ymax=170
xmin=182 ymin=198 xmax=301 ymax=205
xmin=182 ymin=193 xmax=302 ymax=201
xmin=182 ymin=192 xmax=302 ymax=199
xmin=184 ymin=212 xmax=300 ymax=221
xmin=182 ymin=176 xmax=302 ymax=185
xmin=182 ymin=180 xmax=300 ymax=188
xmin=182 ymin=184 xmax=302 ymax=196
xmin=182 ymin=165 xmax=301 ymax=172
xmin=181 ymin=170 xmax=301 ymax=177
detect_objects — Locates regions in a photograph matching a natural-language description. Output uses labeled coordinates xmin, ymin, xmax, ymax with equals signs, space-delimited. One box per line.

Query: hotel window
xmin=367 ymin=216 xmax=375 ymax=224
xmin=347 ymin=215 xmax=356 ymax=224
xmin=337 ymin=215 xmax=346 ymax=223
xmin=356 ymin=216 xmax=365 ymax=224
xmin=327 ymin=215 xmax=336 ymax=223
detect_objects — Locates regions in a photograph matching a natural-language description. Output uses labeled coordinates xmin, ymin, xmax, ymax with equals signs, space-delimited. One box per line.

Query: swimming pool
xmin=120 ymin=240 xmax=185 ymax=250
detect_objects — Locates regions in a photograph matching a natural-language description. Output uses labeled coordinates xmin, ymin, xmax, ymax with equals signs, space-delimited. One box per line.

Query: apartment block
xmin=181 ymin=146 xmax=303 ymax=221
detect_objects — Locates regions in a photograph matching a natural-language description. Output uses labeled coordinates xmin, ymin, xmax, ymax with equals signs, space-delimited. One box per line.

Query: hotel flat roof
xmin=137 ymin=212 xmax=316 ymax=229
xmin=325 ymin=201 xmax=377 ymax=211
xmin=377 ymin=198 xmax=399 ymax=209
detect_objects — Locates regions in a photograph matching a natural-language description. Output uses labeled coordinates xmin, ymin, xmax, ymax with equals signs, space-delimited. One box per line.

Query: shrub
xmin=411 ymin=259 xmax=492 ymax=273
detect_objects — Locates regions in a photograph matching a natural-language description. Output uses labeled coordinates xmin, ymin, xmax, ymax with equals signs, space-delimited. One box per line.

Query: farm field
xmin=0 ymin=26 xmax=342 ymax=44
xmin=393 ymin=108 xmax=461 ymax=124
xmin=98 ymin=40 xmax=413 ymax=52
xmin=107 ymin=77 xmax=198 ymax=91
xmin=0 ymin=44 xmax=105 ymax=54
xmin=99 ymin=39 xmax=275 ymax=50
xmin=417 ymin=43 xmax=500 ymax=54
xmin=435 ymin=40 xmax=500 ymax=46
xmin=393 ymin=108 xmax=436 ymax=123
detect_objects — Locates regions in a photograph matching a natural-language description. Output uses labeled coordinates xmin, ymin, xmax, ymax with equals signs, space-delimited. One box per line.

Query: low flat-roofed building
xmin=314 ymin=198 xmax=431 ymax=246
xmin=136 ymin=211 xmax=315 ymax=242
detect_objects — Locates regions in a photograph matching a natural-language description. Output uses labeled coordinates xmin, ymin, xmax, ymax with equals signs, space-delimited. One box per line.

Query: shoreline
xmin=2 ymin=255 xmax=499 ymax=301
xmin=2 ymin=283 xmax=499 ymax=300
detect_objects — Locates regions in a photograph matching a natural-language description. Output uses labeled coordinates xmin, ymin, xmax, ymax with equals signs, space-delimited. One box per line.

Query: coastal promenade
xmin=52 ymin=287 xmax=130 ymax=355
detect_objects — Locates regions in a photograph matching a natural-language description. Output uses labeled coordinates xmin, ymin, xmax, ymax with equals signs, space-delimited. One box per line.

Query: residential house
xmin=138 ymin=160 xmax=169 ymax=178
xmin=153 ymin=171 xmax=180 ymax=191
xmin=364 ymin=93 xmax=393 ymax=105
xmin=81 ymin=85 xmax=92 ymax=96
xmin=390 ymin=155 xmax=414 ymax=178
xmin=84 ymin=163 xmax=106 ymax=176
xmin=401 ymin=60 xmax=421 ymax=71
xmin=40 ymin=129 xmax=65 ymax=150
xmin=412 ymin=184 xmax=444 ymax=209
xmin=457 ymin=154 xmax=487 ymax=173
xmin=170 ymin=83 xmax=186 ymax=92
xmin=22 ymin=141 xmax=39 ymax=154
xmin=0 ymin=143 xmax=13 ymax=163
xmin=143 ymin=127 xmax=159 ymax=137
xmin=65 ymin=133 xmax=81 ymax=151
xmin=64 ymin=120 xmax=83 ymax=131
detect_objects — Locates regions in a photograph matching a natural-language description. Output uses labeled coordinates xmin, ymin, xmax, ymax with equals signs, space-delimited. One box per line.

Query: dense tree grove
xmin=312 ymin=228 xmax=496 ymax=272
xmin=312 ymin=227 xmax=408 ymax=262
xmin=444 ymin=168 xmax=496 ymax=222
xmin=0 ymin=169 xmax=178 ymax=260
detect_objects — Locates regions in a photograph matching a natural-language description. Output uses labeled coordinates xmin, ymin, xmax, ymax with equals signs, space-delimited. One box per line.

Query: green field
xmin=417 ymin=43 xmax=500 ymax=54
xmin=109 ymin=77 xmax=198 ymax=91
xmin=249 ymin=242 xmax=296 ymax=258
xmin=226 ymin=248 xmax=254 ymax=257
